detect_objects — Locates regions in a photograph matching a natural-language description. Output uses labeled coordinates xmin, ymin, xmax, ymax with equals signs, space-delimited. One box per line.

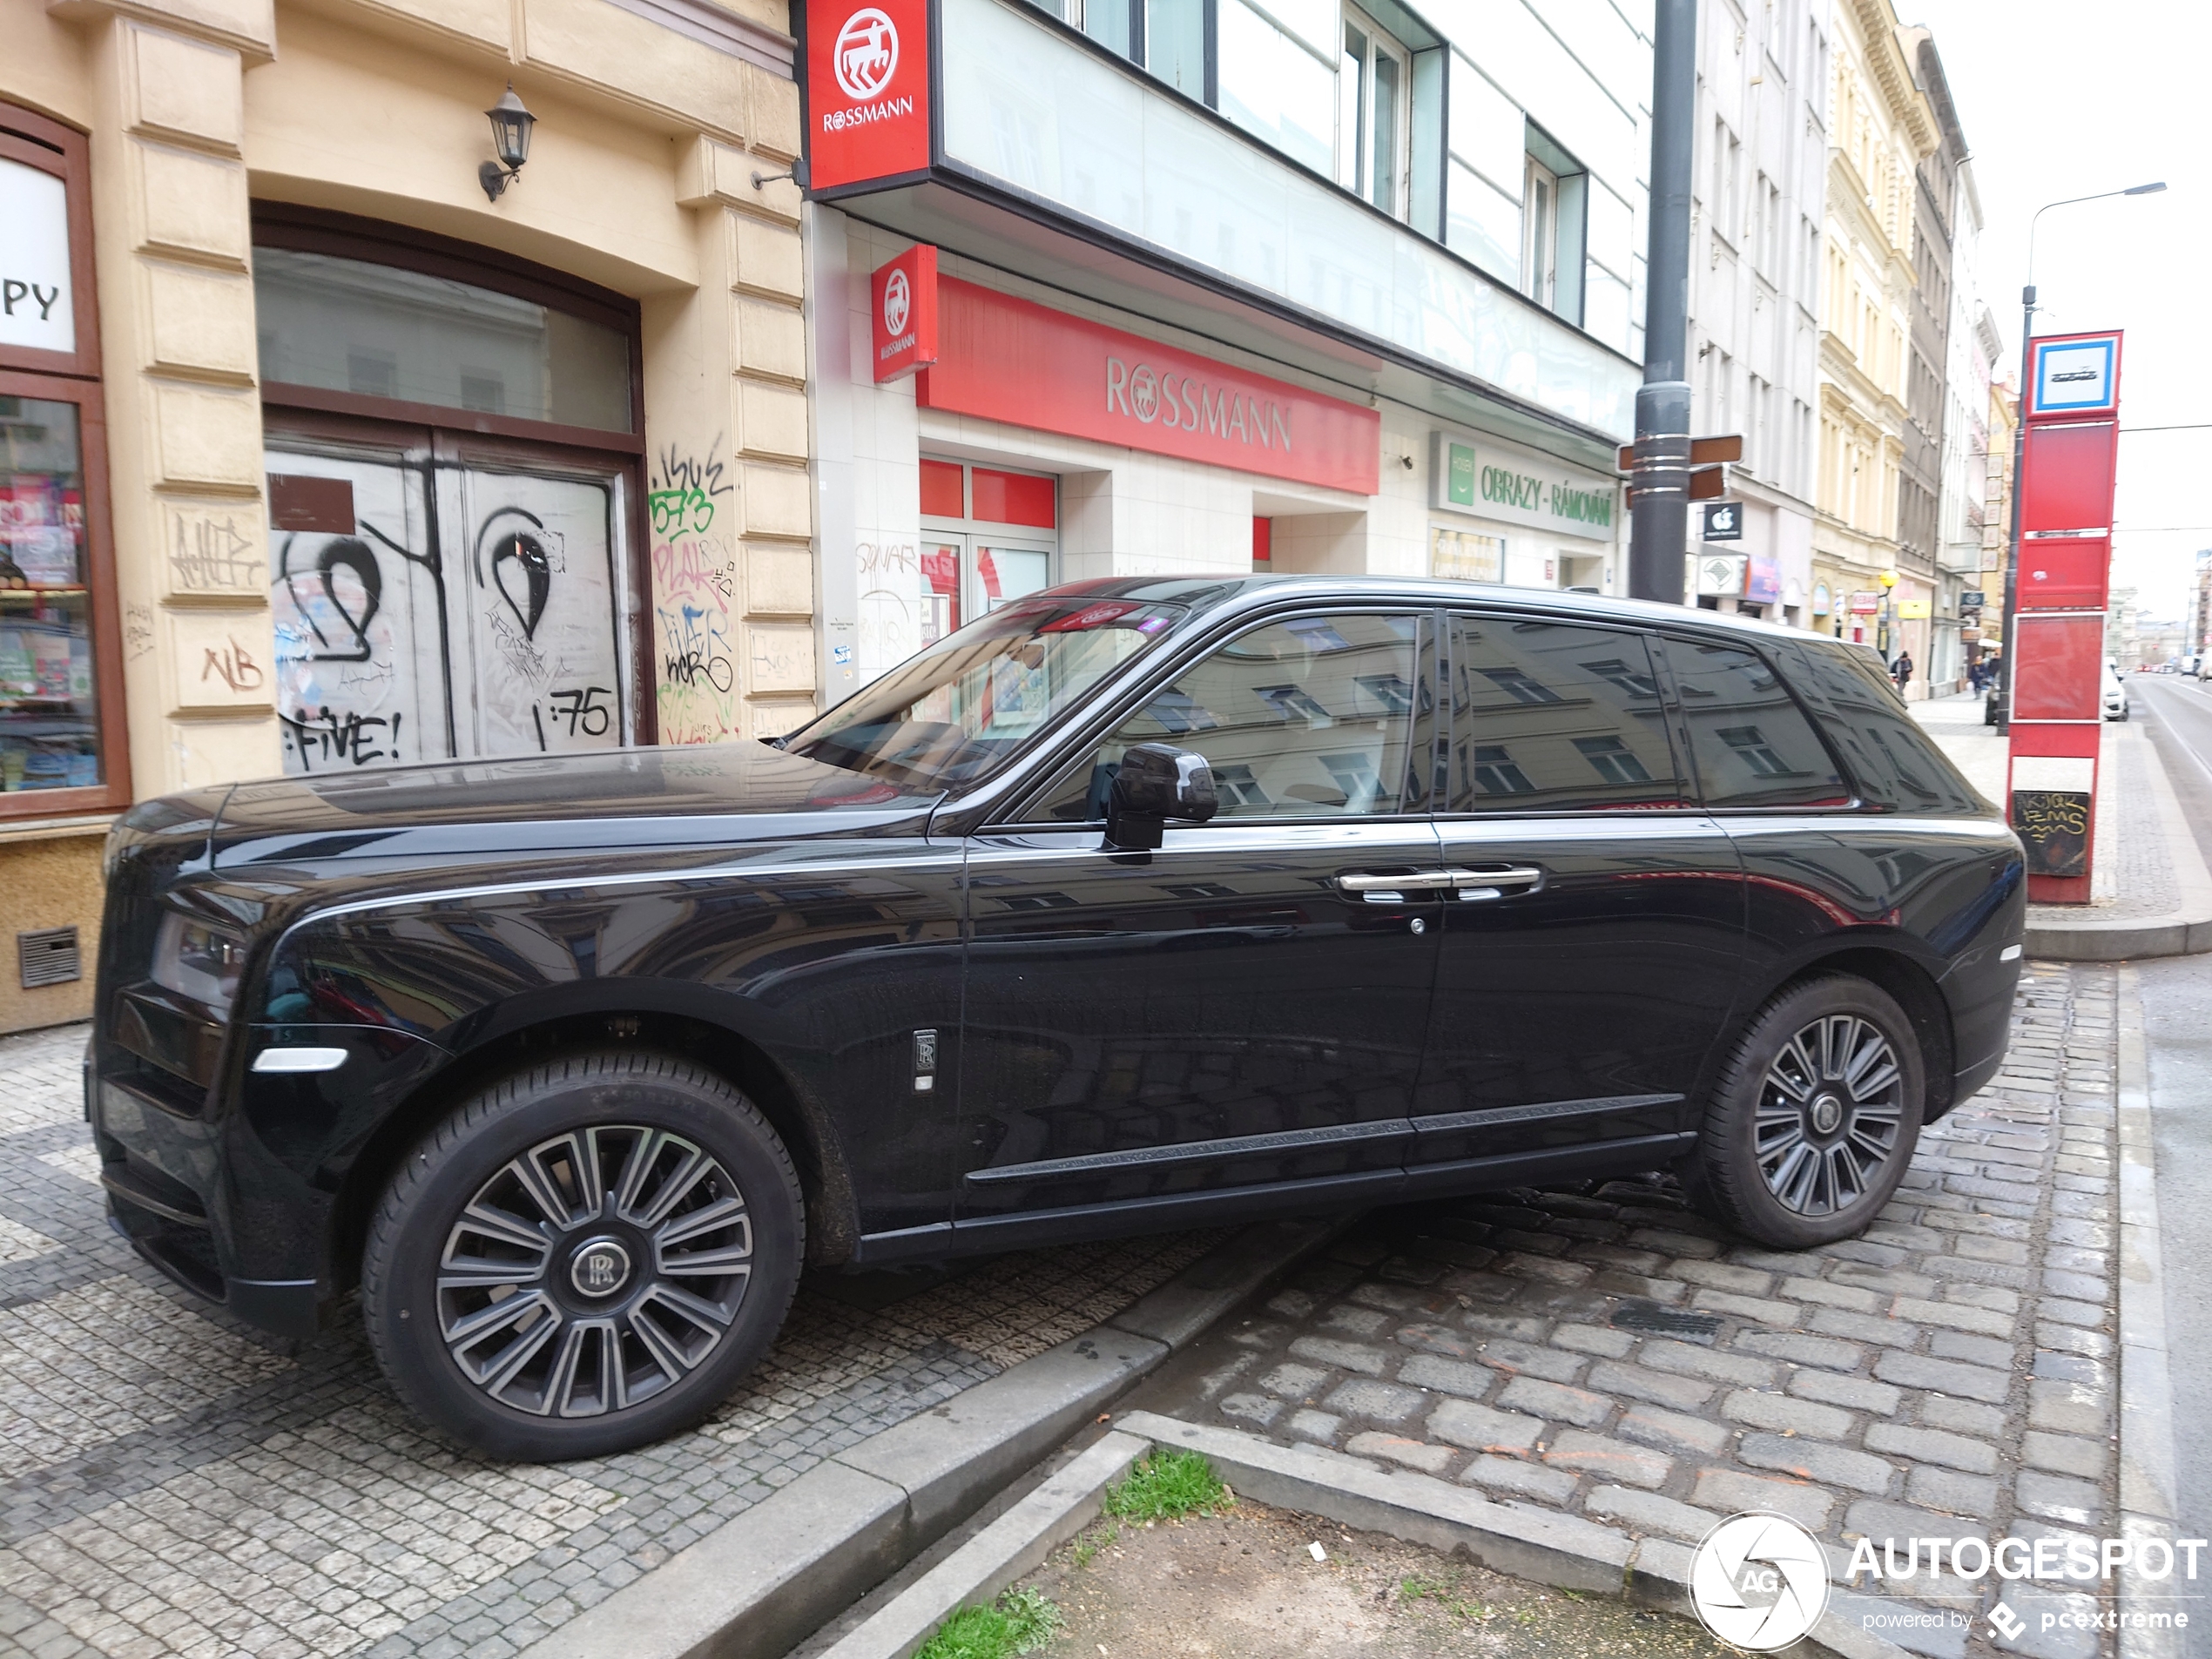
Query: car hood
xmin=209 ymin=741 xmax=943 ymax=868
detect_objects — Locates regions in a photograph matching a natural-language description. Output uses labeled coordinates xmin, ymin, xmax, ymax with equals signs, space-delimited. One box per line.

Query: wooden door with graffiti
xmin=267 ymin=421 xmax=639 ymax=774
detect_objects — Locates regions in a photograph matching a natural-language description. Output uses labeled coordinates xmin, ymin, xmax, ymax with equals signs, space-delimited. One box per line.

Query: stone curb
xmin=813 ymin=1431 xmax=1150 ymax=1659
xmin=514 ymin=1215 xmax=1352 ymax=1659
xmin=1114 ymin=1411 xmax=1915 ymax=1659
xmin=2026 ymin=714 xmax=2212 ymax=961
xmin=2114 ymin=965 xmax=2185 ymax=1659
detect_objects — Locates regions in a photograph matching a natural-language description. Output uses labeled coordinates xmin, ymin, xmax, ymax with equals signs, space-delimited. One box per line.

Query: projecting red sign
xmin=916 ymin=279 xmax=1381 ymax=495
xmin=871 ymin=244 xmax=938 ymax=381
xmin=806 ymin=0 xmax=931 ymax=192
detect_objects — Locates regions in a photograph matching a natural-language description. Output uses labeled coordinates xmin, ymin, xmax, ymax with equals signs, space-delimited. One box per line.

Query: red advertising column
xmin=2007 ymin=331 xmax=2122 ymax=904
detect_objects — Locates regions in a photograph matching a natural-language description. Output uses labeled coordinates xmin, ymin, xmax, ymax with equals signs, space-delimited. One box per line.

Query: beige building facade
xmin=1809 ymin=0 xmax=1935 ymax=671
xmin=1 ymin=0 xmax=812 ymax=1032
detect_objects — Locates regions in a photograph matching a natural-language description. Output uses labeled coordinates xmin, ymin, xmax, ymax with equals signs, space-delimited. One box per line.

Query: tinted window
xmin=1445 ymin=617 xmax=1681 ymax=812
xmin=1661 ymin=637 xmax=1849 ymax=809
xmin=1037 ymin=612 xmax=1433 ymax=821
xmin=1784 ymin=640 xmax=1983 ymax=813
xmin=788 ymin=595 xmax=1185 ymax=791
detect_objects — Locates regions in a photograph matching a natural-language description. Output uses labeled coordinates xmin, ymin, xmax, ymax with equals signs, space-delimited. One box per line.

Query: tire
xmin=1687 ymin=976 xmax=1925 ymax=1250
xmin=362 ymin=1050 xmax=804 ymax=1460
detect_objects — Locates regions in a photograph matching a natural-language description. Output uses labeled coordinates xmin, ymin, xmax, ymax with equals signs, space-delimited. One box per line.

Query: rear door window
xmin=1445 ymin=617 xmax=1683 ymax=812
xmin=1780 ymin=639 xmax=1985 ymax=813
xmin=1661 ymin=636 xmax=1850 ymax=809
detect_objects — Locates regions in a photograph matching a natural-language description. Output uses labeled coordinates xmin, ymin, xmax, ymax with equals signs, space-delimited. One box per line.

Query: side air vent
xmin=18 ymin=926 xmax=82 ymax=989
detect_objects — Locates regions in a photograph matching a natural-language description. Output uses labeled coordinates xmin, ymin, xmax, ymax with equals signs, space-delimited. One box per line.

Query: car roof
xmin=1042 ymin=572 xmax=1832 ymax=651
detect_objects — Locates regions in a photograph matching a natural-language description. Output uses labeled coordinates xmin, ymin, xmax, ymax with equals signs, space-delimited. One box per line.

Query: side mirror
xmin=1107 ymin=742 xmax=1217 ymax=850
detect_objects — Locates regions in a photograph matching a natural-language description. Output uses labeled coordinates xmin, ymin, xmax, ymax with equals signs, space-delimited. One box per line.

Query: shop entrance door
xmin=916 ymin=535 xmax=1055 ymax=647
xmin=265 ymin=418 xmax=640 ymax=773
xmin=917 ymin=458 xmax=1058 ymax=650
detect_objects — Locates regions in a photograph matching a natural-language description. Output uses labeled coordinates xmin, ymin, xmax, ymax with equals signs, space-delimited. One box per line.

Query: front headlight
xmin=151 ymin=912 xmax=248 ymax=1011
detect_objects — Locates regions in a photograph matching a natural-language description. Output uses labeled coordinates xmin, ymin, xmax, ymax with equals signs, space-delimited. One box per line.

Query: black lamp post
xmin=480 ymin=84 xmax=536 ymax=202
xmin=1993 ymin=180 xmax=2165 ymax=732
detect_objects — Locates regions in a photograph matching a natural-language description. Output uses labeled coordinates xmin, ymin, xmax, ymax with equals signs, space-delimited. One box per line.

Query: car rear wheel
xmin=1688 ymin=976 xmax=1925 ymax=1249
xmin=361 ymin=1050 xmax=803 ymax=1460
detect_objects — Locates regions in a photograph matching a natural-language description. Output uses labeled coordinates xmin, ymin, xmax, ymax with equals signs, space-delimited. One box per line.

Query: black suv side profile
xmin=91 ymin=577 xmax=2024 ymax=1459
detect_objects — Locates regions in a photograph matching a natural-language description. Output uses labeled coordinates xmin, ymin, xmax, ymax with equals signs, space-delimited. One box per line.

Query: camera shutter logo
xmin=883 ymin=267 xmax=911 ymax=338
xmin=834 ymin=8 xmax=900 ymax=101
xmin=1689 ymin=1513 xmax=1830 ymax=1650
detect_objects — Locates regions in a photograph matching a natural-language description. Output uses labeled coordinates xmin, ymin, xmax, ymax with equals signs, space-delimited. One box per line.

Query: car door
xmin=954 ymin=609 xmax=1444 ymax=1233
xmin=1409 ymin=611 xmax=1748 ymax=1189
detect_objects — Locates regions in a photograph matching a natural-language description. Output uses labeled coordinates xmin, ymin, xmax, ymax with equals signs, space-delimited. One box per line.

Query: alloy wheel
xmin=1753 ymin=1014 xmax=1905 ymax=1217
xmin=436 ymin=1125 xmax=754 ymax=1417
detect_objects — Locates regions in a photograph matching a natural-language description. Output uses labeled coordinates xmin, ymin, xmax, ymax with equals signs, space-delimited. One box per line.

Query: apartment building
xmin=801 ymin=0 xmax=1652 ymax=690
xmin=1685 ymin=0 xmax=1829 ymax=629
xmin=2 ymin=0 xmax=807 ymax=1030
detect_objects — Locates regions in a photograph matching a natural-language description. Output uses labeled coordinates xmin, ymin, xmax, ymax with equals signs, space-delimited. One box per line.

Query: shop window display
xmin=0 ymin=396 xmax=101 ymax=792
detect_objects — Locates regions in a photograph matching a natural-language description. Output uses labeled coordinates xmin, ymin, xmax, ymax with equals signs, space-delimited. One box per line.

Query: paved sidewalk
xmin=1131 ymin=964 xmax=2121 ymax=1659
xmin=1914 ymin=693 xmax=2212 ymax=959
xmin=0 ymin=1023 xmax=1221 ymax=1659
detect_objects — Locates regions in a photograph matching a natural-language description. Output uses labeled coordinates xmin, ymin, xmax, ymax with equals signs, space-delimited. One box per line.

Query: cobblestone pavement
xmin=1137 ymin=963 xmax=2122 ymax=1659
xmin=0 ymin=1023 xmax=1219 ymax=1659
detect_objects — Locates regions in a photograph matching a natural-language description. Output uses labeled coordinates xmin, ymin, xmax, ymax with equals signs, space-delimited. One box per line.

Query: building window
xmin=0 ymin=105 xmax=128 ymax=819
xmin=1522 ymin=125 xmax=1588 ymax=323
xmin=1338 ymin=6 xmax=1411 ymax=218
xmin=1431 ymin=525 xmax=1502 ymax=583
xmin=1523 ymin=156 xmax=1559 ymax=307
xmin=253 ymin=206 xmax=647 ymax=774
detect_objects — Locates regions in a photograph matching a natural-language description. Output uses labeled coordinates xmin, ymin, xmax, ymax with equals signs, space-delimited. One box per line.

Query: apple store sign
xmin=0 ymin=156 xmax=75 ymax=356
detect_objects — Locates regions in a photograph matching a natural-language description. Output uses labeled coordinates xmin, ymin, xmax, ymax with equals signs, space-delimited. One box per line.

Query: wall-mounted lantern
xmin=479 ymin=84 xmax=536 ymax=202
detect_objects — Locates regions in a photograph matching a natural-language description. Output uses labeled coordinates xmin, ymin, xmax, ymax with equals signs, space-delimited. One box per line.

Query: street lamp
xmin=1995 ymin=181 xmax=2166 ymax=732
xmin=479 ymin=84 xmax=536 ymax=202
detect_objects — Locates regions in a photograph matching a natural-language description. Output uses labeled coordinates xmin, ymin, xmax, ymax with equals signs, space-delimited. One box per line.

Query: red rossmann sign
xmin=806 ymin=0 xmax=931 ymax=192
xmin=917 ymin=279 xmax=1381 ymax=495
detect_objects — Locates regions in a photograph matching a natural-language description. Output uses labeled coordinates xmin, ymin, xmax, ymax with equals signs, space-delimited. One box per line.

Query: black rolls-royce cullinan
xmin=90 ymin=576 xmax=2024 ymax=1459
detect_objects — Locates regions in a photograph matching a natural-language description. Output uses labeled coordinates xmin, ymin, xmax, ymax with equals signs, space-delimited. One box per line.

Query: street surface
xmin=2125 ymin=673 xmax=2212 ymax=1659
xmin=0 ymin=1022 xmax=1217 ymax=1659
xmin=1130 ymin=965 xmax=2123 ymax=1659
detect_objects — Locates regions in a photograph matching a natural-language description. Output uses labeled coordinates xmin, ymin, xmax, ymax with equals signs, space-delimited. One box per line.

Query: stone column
xmin=77 ymin=3 xmax=279 ymax=794
xmin=646 ymin=67 xmax=815 ymax=747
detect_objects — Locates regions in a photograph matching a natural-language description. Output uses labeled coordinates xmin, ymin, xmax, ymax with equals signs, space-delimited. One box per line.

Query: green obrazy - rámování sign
xmin=1442 ymin=441 xmax=1615 ymax=530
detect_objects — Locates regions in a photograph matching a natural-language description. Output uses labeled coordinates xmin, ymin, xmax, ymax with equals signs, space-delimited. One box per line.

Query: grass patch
xmin=1069 ymin=1518 xmax=1120 ymax=1568
xmin=1399 ymin=1572 xmax=1491 ymax=1621
xmin=1100 ymin=1448 xmax=1231 ymax=1522
xmin=913 ymin=1588 xmax=1062 ymax=1659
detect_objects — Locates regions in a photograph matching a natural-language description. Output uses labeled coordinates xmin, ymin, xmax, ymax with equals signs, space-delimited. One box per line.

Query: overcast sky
xmin=1894 ymin=0 xmax=2209 ymax=621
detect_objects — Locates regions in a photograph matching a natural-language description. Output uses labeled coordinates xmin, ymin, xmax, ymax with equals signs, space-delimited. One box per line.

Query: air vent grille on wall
xmin=19 ymin=927 xmax=82 ymax=989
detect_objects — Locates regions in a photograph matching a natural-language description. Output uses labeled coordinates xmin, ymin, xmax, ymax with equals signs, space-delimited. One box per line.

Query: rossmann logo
xmin=824 ymin=8 xmax=916 ymax=131
xmin=1105 ymin=357 xmax=1292 ymax=451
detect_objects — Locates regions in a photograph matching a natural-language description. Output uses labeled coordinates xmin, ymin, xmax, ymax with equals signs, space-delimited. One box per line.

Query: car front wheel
xmin=362 ymin=1050 xmax=803 ymax=1460
xmin=1689 ymin=976 xmax=1925 ymax=1249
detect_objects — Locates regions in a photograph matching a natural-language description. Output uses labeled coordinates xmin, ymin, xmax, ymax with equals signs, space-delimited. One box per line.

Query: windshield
xmin=786 ymin=595 xmax=1187 ymax=789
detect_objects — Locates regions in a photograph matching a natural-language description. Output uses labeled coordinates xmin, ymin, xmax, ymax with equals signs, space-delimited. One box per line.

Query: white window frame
xmin=1523 ymin=156 xmax=1559 ymax=308
xmin=1337 ymin=4 xmax=1413 ymax=219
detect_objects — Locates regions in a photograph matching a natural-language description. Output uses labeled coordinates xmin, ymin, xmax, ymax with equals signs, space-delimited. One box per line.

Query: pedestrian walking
xmin=1892 ymin=650 xmax=1914 ymax=694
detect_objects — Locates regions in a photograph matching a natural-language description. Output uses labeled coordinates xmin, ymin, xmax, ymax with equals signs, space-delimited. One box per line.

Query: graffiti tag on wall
xmin=650 ymin=436 xmax=742 ymax=745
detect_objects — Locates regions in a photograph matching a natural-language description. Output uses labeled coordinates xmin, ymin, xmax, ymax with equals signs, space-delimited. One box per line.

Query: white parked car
xmin=2103 ymin=666 xmax=2129 ymax=721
